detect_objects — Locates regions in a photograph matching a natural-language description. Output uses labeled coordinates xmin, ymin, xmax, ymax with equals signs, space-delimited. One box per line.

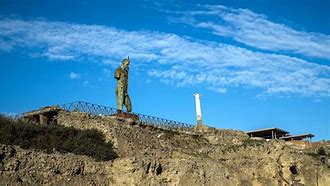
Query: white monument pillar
xmin=193 ymin=93 xmax=202 ymax=126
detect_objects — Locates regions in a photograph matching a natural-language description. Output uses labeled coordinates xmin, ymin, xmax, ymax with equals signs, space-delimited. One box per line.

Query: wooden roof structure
xmin=246 ymin=127 xmax=289 ymax=139
xmin=280 ymin=133 xmax=315 ymax=141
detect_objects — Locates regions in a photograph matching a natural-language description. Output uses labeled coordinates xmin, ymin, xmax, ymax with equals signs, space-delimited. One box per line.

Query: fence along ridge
xmin=57 ymin=101 xmax=194 ymax=130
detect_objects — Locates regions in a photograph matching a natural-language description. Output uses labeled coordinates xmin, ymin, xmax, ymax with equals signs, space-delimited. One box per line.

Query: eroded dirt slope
xmin=1 ymin=110 xmax=329 ymax=185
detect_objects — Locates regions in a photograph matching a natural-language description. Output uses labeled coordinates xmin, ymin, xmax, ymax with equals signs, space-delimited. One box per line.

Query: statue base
xmin=194 ymin=123 xmax=209 ymax=132
xmin=115 ymin=112 xmax=139 ymax=121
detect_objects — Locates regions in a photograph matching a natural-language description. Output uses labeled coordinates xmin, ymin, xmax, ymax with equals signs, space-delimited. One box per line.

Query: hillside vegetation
xmin=0 ymin=110 xmax=329 ymax=185
xmin=0 ymin=115 xmax=117 ymax=161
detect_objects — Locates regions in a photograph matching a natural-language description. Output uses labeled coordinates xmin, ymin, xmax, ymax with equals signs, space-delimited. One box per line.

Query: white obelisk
xmin=193 ymin=93 xmax=202 ymax=127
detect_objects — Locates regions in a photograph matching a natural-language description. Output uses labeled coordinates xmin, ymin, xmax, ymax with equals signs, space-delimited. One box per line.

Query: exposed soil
xmin=1 ymin=110 xmax=329 ymax=185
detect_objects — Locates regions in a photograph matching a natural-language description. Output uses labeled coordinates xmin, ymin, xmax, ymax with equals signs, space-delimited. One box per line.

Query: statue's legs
xmin=124 ymin=95 xmax=132 ymax=112
xmin=116 ymin=86 xmax=124 ymax=111
xmin=116 ymin=86 xmax=131 ymax=112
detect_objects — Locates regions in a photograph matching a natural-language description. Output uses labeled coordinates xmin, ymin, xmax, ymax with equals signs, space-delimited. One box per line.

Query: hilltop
xmin=0 ymin=107 xmax=329 ymax=185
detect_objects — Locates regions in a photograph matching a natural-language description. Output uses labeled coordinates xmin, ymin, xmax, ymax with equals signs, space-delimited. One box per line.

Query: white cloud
xmin=69 ymin=72 xmax=80 ymax=79
xmin=175 ymin=5 xmax=330 ymax=60
xmin=102 ymin=59 xmax=118 ymax=66
xmin=83 ymin=80 xmax=89 ymax=87
xmin=102 ymin=68 xmax=113 ymax=77
xmin=0 ymin=18 xmax=329 ymax=98
xmin=0 ymin=112 xmax=18 ymax=116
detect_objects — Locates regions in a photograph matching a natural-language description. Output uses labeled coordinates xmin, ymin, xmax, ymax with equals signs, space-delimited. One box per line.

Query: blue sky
xmin=0 ymin=0 xmax=329 ymax=141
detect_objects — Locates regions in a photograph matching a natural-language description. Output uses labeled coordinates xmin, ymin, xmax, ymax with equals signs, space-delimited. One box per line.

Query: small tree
xmin=317 ymin=146 xmax=326 ymax=156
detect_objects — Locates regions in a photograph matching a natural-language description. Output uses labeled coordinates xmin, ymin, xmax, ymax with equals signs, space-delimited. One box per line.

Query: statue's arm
xmin=114 ymin=68 xmax=121 ymax=80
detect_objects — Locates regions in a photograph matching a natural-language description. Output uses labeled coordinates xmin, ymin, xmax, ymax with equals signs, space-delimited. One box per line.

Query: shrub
xmin=0 ymin=115 xmax=117 ymax=161
xmin=242 ymin=138 xmax=263 ymax=146
xmin=317 ymin=146 xmax=326 ymax=156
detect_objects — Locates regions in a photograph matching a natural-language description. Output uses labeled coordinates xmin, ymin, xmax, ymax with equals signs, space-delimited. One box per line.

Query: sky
xmin=0 ymin=0 xmax=329 ymax=141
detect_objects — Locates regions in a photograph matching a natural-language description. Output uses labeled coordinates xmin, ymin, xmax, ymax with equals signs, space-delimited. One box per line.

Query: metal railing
xmin=58 ymin=101 xmax=117 ymax=116
xmin=57 ymin=101 xmax=194 ymax=131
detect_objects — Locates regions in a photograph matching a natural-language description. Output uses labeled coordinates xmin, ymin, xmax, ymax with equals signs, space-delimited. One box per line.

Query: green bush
xmin=0 ymin=115 xmax=117 ymax=161
xmin=306 ymin=146 xmax=329 ymax=159
xmin=242 ymin=138 xmax=263 ymax=146
xmin=317 ymin=146 xmax=326 ymax=156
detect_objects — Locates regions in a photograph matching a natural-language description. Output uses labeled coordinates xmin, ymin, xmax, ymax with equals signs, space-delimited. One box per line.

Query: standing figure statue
xmin=114 ymin=57 xmax=132 ymax=113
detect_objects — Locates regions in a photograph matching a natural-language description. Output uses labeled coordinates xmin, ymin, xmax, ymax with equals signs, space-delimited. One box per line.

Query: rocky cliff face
xmin=1 ymin=110 xmax=329 ymax=185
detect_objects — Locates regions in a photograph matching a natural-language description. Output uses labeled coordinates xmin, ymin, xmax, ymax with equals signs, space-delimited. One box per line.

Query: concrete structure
xmin=22 ymin=106 xmax=61 ymax=125
xmin=193 ymin=93 xmax=202 ymax=127
xmin=247 ymin=128 xmax=316 ymax=144
xmin=246 ymin=127 xmax=289 ymax=139
xmin=280 ymin=133 xmax=314 ymax=141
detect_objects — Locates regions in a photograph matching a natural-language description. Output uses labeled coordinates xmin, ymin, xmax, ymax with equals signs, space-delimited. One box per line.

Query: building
xmin=280 ymin=133 xmax=314 ymax=141
xmin=246 ymin=127 xmax=315 ymax=142
xmin=246 ymin=127 xmax=289 ymax=139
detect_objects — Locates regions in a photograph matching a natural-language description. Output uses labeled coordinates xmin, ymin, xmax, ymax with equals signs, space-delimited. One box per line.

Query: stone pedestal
xmin=194 ymin=123 xmax=209 ymax=132
xmin=115 ymin=112 xmax=139 ymax=121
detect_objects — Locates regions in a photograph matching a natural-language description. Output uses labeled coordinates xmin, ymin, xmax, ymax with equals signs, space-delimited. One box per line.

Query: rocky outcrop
xmin=1 ymin=110 xmax=329 ymax=185
xmin=0 ymin=144 xmax=111 ymax=185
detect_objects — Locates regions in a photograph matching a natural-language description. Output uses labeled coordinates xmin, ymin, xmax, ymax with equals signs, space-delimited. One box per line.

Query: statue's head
xmin=121 ymin=58 xmax=130 ymax=69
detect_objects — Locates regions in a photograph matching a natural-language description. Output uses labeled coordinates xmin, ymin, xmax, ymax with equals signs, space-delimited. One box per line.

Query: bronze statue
xmin=114 ymin=57 xmax=132 ymax=113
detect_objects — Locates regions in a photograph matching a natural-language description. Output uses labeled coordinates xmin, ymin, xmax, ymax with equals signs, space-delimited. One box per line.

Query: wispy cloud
xmin=69 ymin=72 xmax=81 ymax=79
xmin=102 ymin=68 xmax=112 ymax=76
xmin=0 ymin=112 xmax=18 ymax=116
xmin=173 ymin=5 xmax=330 ymax=60
xmin=83 ymin=80 xmax=89 ymax=87
xmin=0 ymin=18 xmax=329 ymax=98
